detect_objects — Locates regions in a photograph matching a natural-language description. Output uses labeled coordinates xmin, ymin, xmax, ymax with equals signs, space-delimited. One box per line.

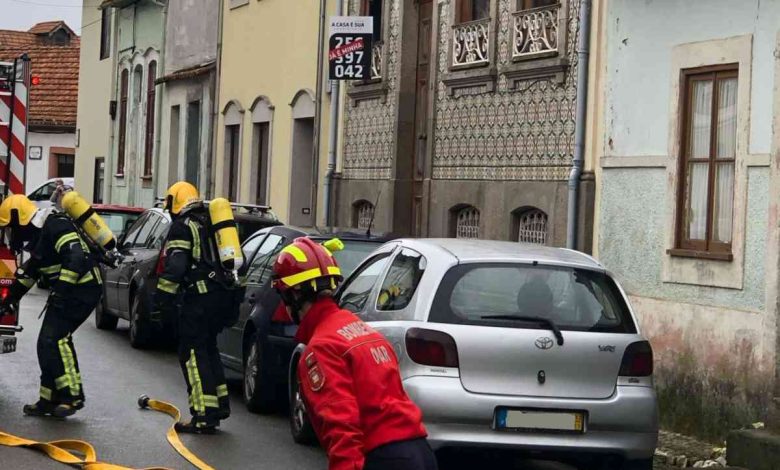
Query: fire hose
xmin=0 ymin=396 xmax=216 ymax=470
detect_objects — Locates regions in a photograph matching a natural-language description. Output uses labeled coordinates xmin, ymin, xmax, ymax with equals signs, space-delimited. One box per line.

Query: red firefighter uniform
xmin=295 ymin=297 xmax=427 ymax=470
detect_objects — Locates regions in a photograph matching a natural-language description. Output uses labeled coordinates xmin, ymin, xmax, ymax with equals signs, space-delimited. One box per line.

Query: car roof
xmin=398 ymin=238 xmax=604 ymax=270
xmin=264 ymin=225 xmax=394 ymax=242
xmin=94 ymin=204 xmax=145 ymax=214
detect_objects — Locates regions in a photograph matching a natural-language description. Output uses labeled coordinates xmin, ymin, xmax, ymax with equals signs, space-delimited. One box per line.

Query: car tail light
xmin=405 ymin=328 xmax=459 ymax=368
xmin=155 ymin=248 xmax=166 ymax=275
xmin=619 ymin=341 xmax=654 ymax=377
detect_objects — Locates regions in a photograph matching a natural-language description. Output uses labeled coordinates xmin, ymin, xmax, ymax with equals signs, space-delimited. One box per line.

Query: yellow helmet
xmin=165 ymin=181 xmax=200 ymax=216
xmin=0 ymin=194 xmax=38 ymax=227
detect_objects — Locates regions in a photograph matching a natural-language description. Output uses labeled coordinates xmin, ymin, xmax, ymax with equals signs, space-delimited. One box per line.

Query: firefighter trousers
xmin=177 ymin=291 xmax=230 ymax=426
xmin=37 ymin=286 xmax=102 ymax=406
xmin=364 ymin=438 xmax=439 ymax=470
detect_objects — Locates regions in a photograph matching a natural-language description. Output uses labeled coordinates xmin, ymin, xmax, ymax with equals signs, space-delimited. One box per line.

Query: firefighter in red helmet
xmin=272 ymin=237 xmax=437 ymax=470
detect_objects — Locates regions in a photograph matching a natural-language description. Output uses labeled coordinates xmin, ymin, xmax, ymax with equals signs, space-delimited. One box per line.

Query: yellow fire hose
xmin=137 ymin=394 xmax=216 ymax=470
xmin=0 ymin=396 xmax=215 ymax=470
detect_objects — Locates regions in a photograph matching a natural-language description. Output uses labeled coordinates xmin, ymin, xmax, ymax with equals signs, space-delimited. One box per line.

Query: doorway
xmin=289 ymin=117 xmax=315 ymax=227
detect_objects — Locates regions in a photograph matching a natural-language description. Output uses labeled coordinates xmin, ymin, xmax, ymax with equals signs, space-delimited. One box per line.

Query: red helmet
xmin=272 ymin=237 xmax=343 ymax=294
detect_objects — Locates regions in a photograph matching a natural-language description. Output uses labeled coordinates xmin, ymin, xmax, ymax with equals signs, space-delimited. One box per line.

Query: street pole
xmin=311 ymin=0 xmax=327 ymax=227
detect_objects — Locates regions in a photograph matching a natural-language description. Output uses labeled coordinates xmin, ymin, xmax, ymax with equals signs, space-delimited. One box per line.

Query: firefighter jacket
xmin=10 ymin=212 xmax=101 ymax=301
xmin=295 ymin=297 xmax=427 ymax=470
xmin=155 ymin=206 xmax=224 ymax=306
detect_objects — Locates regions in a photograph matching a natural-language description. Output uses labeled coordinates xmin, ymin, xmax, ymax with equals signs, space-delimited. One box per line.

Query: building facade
xmin=333 ymin=0 xmax=600 ymax=249
xmin=215 ymin=0 xmax=340 ymax=224
xmin=101 ymin=0 xmax=165 ymax=208
xmin=76 ymin=6 xmax=115 ymax=203
xmin=593 ymin=0 xmax=780 ymax=441
xmin=156 ymin=0 xmax=219 ymax=198
xmin=0 ymin=21 xmax=81 ymax=193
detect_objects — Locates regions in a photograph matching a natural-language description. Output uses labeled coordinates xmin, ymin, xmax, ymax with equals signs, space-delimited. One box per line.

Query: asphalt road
xmin=0 ymin=289 xmax=577 ymax=470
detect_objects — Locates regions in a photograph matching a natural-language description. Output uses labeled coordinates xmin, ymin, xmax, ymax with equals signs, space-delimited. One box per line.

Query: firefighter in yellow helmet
xmin=154 ymin=182 xmax=233 ymax=434
xmin=0 ymin=194 xmax=102 ymax=418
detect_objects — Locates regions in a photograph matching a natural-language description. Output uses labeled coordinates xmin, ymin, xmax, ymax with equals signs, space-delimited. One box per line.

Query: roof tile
xmin=0 ymin=22 xmax=79 ymax=129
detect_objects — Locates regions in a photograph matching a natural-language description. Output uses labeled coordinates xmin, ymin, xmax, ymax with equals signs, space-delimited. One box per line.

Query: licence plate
xmin=495 ymin=408 xmax=585 ymax=433
xmin=0 ymin=335 xmax=16 ymax=354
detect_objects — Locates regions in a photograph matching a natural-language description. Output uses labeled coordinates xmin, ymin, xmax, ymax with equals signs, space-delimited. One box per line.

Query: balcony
xmin=452 ymin=19 xmax=491 ymax=68
xmin=502 ymin=1 xmax=569 ymax=88
xmin=513 ymin=3 xmax=561 ymax=60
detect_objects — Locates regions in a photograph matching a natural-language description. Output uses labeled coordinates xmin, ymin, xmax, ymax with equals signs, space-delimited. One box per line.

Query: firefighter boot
xmin=174 ymin=419 xmax=218 ymax=435
xmin=22 ymin=399 xmax=58 ymax=418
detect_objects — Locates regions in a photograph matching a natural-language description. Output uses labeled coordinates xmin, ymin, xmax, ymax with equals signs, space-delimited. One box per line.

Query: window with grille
xmin=354 ymin=201 xmax=375 ymax=230
xmin=117 ymin=69 xmax=129 ymax=175
xmin=143 ymin=61 xmax=157 ymax=178
xmin=100 ymin=8 xmax=111 ymax=60
xmin=455 ymin=206 xmax=480 ymax=239
xmin=516 ymin=208 xmax=548 ymax=244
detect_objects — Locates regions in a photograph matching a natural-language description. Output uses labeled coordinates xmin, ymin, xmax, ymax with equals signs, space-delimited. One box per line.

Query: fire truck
xmin=0 ymin=56 xmax=31 ymax=354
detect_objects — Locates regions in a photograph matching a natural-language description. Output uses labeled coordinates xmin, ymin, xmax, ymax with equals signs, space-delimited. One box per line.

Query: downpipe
xmin=566 ymin=0 xmax=592 ymax=250
xmin=324 ymin=0 xmax=344 ymax=228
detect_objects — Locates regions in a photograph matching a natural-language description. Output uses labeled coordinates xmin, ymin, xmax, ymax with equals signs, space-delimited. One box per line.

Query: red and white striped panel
xmin=0 ymin=59 xmax=28 ymax=195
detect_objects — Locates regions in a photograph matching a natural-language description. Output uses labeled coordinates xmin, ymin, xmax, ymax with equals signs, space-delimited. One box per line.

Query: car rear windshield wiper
xmin=480 ymin=315 xmax=564 ymax=346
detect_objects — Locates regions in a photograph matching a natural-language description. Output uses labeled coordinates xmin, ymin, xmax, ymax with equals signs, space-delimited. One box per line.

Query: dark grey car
xmin=95 ymin=206 xmax=280 ymax=348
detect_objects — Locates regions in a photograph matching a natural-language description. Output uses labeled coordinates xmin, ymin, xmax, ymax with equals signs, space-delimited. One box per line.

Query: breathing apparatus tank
xmin=61 ymin=191 xmax=116 ymax=251
xmin=208 ymin=198 xmax=244 ymax=275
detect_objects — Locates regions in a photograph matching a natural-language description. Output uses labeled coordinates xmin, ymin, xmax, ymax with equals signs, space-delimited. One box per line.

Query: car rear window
xmin=429 ymin=263 xmax=636 ymax=334
xmin=98 ymin=211 xmax=142 ymax=239
xmin=332 ymin=240 xmax=381 ymax=277
xmin=235 ymin=219 xmax=276 ymax=243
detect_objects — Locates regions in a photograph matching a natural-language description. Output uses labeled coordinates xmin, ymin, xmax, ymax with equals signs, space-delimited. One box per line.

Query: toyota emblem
xmin=535 ymin=337 xmax=554 ymax=350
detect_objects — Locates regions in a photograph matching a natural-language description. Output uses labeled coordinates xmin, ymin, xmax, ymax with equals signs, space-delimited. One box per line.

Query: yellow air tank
xmin=209 ymin=198 xmax=243 ymax=272
xmin=61 ymin=191 xmax=117 ymax=251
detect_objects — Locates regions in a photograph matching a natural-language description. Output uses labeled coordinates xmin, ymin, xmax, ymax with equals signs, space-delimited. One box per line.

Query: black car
xmin=95 ymin=204 xmax=280 ymax=348
xmin=217 ymin=225 xmax=390 ymax=416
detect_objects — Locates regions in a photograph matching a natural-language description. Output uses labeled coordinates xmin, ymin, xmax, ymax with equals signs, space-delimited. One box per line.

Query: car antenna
xmin=366 ymin=189 xmax=381 ymax=238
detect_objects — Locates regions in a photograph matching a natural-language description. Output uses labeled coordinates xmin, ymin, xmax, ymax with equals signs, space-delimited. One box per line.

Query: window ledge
xmin=501 ymin=56 xmax=569 ymax=88
xmin=140 ymin=175 xmax=153 ymax=181
xmin=442 ymin=66 xmax=497 ymax=97
xmin=114 ymin=173 xmax=125 ymax=178
xmin=347 ymin=80 xmax=388 ymax=106
xmin=666 ymin=248 xmax=733 ymax=262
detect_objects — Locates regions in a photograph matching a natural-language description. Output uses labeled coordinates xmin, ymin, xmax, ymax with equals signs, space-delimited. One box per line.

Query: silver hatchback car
xmin=290 ymin=239 xmax=658 ymax=469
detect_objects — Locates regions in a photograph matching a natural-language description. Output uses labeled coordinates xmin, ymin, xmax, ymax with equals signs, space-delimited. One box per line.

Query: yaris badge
xmin=535 ymin=337 xmax=554 ymax=350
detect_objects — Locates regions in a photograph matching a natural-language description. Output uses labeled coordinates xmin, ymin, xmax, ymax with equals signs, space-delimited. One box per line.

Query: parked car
xmin=288 ymin=239 xmax=658 ymax=469
xmin=216 ymin=225 xmax=391 ymax=415
xmin=27 ymin=177 xmax=74 ymax=209
xmin=36 ymin=204 xmax=145 ymax=290
xmin=94 ymin=204 xmax=145 ymax=240
xmin=94 ymin=204 xmax=280 ymax=349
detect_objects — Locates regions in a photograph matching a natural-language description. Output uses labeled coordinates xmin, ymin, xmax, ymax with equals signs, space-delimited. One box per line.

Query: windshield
xmin=98 ymin=212 xmax=142 ymax=239
xmin=429 ymin=263 xmax=636 ymax=333
xmin=332 ymin=240 xmax=381 ymax=277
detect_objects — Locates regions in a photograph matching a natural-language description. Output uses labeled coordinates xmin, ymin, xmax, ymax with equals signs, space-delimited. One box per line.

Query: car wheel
xmin=289 ymin=362 xmax=316 ymax=445
xmin=129 ymin=294 xmax=153 ymax=349
xmin=94 ymin=296 xmax=118 ymax=330
xmin=243 ymin=332 xmax=277 ymax=414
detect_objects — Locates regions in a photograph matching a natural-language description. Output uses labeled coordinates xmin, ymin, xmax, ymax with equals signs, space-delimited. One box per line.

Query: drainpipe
xmin=324 ymin=0 xmax=343 ymax=228
xmin=311 ymin=0 xmax=328 ymax=227
xmin=566 ymin=0 xmax=592 ymax=250
xmin=208 ymin=0 xmax=225 ymax=199
xmin=152 ymin=0 xmax=167 ymax=199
